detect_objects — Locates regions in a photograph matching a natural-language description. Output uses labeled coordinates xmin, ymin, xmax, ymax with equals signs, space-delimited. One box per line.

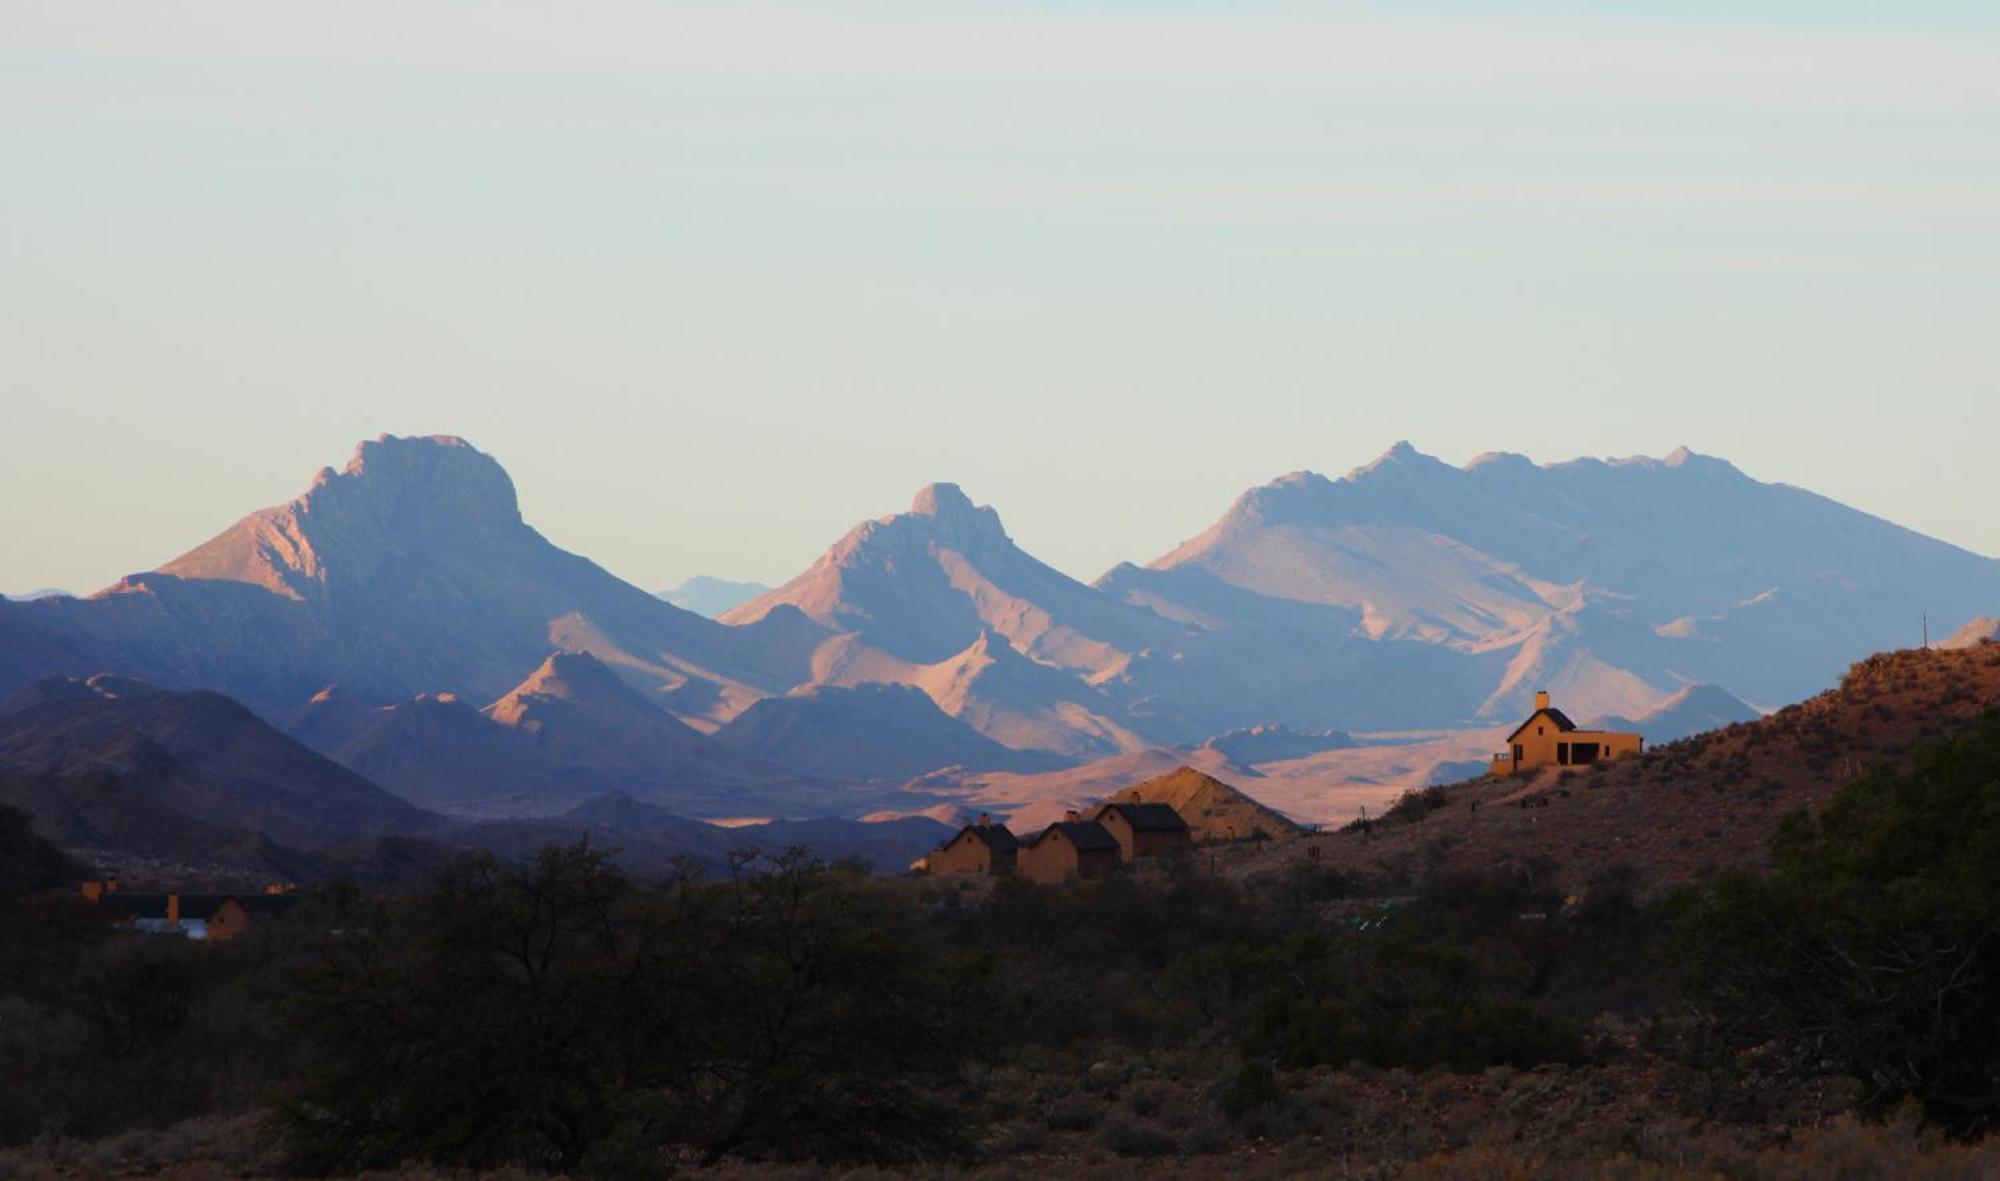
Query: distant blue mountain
xmin=656 ymin=575 xmax=771 ymax=618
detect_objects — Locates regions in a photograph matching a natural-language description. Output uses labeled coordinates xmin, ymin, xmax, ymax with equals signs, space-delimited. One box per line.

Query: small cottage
xmin=927 ymin=815 xmax=1020 ymax=876
xmin=1086 ymin=801 xmax=1192 ymax=861
xmin=1491 ymin=691 xmax=1643 ymax=776
xmin=83 ymin=882 xmax=298 ymax=941
xmin=1017 ymin=813 xmax=1121 ymax=885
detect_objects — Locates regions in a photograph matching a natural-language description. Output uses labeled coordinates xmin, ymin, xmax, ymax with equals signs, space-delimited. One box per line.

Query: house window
xmin=1537 ymin=726 xmax=1544 ymax=736
xmin=1513 ymin=743 xmax=1523 ymax=762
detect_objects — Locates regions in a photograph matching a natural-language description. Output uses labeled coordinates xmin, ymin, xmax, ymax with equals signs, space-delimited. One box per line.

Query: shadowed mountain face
xmin=0 ymin=675 xmax=937 ymax=884
xmin=0 ymin=803 xmax=83 ymax=895
xmin=1201 ymin=724 xmax=1355 ymax=765
xmin=1592 ymin=683 xmax=1761 ymax=745
xmin=713 ymin=682 xmax=1063 ymax=782
xmin=298 ymin=652 xmax=851 ymax=819
xmin=0 ymin=675 xmax=439 ymax=848
xmin=0 ymin=435 xmax=825 ymax=726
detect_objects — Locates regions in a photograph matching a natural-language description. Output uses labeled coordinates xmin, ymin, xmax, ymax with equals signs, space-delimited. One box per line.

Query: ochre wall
xmin=1090 ymin=808 xmax=1193 ymax=861
xmin=1127 ymin=825 xmax=1191 ymax=859
xmin=1018 ymin=831 xmax=1118 ymax=885
xmin=1094 ymin=811 xmax=1138 ymax=861
xmin=929 ymin=831 xmax=1000 ymax=875
xmin=205 ymin=900 xmax=252 ymax=941
xmin=1505 ymin=712 xmax=1643 ymax=775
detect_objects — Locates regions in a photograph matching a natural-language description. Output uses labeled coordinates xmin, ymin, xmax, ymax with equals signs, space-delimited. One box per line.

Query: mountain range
xmin=0 ymin=674 xmax=951 ymax=884
xmin=1099 ymin=443 xmax=2000 ymax=723
xmin=2 ymin=433 xmax=1994 ymax=833
xmin=287 ymin=651 xmax=845 ymax=818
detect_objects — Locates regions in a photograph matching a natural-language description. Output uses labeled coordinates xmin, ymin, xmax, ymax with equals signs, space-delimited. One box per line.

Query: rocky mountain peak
xmin=1464 ymin=450 xmax=1534 ymax=472
xmin=910 ymin=481 xmax=975 ymax=518
xmin=309 ymin=434 xmax=522 ymax=536
xmin=157 ymin=434 xmax=527 ymax=599
xmin=1345 ymin=440 xmax=1455 ymax=483
xmin=907 ymin=482 xmax=1008 ymax=549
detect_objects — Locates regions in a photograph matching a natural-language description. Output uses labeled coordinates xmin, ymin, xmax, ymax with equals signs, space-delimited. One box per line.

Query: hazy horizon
xmin=5 ymin=1 xmax=1997 ymax=594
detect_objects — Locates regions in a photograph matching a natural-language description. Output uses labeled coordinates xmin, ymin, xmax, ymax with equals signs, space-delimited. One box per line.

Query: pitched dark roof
xmin=1094 ymin=802 xmax=1188 ymax=833
xmin=1507 ymin=707 xmax=1578 ymax=743
xmin=954 ymin=822 xmax=1019 ymax=852
xmin=1032 ymin=820 xmax=1119 ymax=853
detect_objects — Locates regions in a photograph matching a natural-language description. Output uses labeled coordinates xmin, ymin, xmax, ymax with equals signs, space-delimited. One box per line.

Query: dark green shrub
xmin=1675 ymin=711 xmax=2000 ymax=1135
xmin=278 ymin=846 xmax=972 ymax=1171
xmin=1125 ymin=1079 xmax=1171 ymax=1117
xmin=1043 ymin=1091 xmax=1105 ymax=1131
xmin=1100 ymin=1114 xmax=1175 ymax=1158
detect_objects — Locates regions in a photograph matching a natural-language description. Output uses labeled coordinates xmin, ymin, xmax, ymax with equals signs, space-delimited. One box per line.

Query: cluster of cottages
xmin=78 ymin=878 xmax=298 ymax=941
xmin=1490 ymin=691 xmax=1643 ymax=776
xmin=930 ymin=690 xmax=1643 ymax=886
xmin=925 ymin=801 xmax=1192 ymax=884
xmin=67 ymin=691 xmax=1636 ymax=922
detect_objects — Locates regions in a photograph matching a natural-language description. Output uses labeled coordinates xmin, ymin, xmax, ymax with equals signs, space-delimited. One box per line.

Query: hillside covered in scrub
xmin=8 ymin=644 xmax=2000 ymax=1177
xmin=1270 ymin=642 xmax=2000 ymax=895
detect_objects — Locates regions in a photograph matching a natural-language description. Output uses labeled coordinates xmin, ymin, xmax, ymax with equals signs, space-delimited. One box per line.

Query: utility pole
xmin=1923 ymin=611 xmax=1930 ymax=649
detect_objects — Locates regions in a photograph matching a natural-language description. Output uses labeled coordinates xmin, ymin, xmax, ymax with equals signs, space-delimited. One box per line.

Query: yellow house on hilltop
xmin=1491 ymin=691 xmax=1643 ymax=776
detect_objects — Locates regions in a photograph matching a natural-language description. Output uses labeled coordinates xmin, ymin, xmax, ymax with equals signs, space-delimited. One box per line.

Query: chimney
xmin=166 ymin=893 xmax=180 ymax=928
xmin=1534 ymin=690 xmax=1550 ymax=712
xmin=1064 ymin=809 xmax=1081 ymax=824
xmin=105 ymin=876 xmax=120 ymax=893
xmin=80 ymin=881 xmax=103 ymax=904
xmin=978 ymin=813 xmax=991 ymax=827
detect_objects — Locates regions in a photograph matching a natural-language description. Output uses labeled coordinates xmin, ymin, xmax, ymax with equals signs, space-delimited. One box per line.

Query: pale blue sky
xmin=3 ymin=1 xmax=1997 ymax=596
